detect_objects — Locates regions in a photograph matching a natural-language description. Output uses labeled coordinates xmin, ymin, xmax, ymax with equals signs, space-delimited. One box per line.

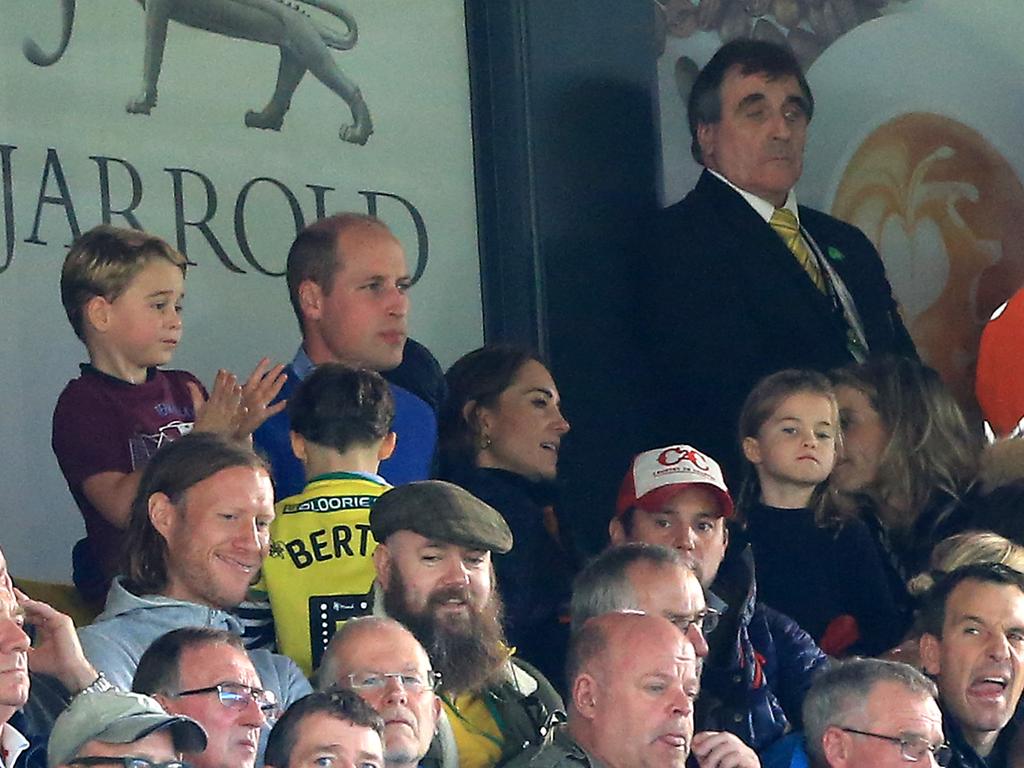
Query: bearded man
xmin=369 ymin=481 xmax=563 ymax=768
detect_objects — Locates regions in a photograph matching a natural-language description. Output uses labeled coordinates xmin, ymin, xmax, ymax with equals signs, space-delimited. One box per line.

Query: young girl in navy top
xmin=736 ymin=369 xmax=907 ymax=656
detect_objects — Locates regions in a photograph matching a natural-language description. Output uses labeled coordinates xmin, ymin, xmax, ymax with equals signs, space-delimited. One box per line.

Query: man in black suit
xmin=646 ymin=39 xmax=916 ymax=480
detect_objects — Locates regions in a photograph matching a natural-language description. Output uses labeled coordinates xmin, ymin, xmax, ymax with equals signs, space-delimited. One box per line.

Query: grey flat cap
xmin=370 ymin=480 xmax=513 ymax=553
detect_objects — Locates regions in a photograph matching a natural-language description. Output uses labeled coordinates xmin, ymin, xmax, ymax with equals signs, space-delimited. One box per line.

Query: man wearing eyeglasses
xmin=570 ymin=543 xmax=757 ymax=768
xmin=133 ymin=628 xmax=277 ymax=768
xmin=918 ymin=563 xmax=1024 ymax=768
xmin=318 ymin=617 xmax=443 ymax=768
xmin=570 ymin=543 xmax=716 ymax=658
xmin=789 ymin=658 xmax=948 ymax=768
xmin=46 ymin=690 xmax=206 ymax=768
xmin=610 ymin=445 xmax=828 ymax=756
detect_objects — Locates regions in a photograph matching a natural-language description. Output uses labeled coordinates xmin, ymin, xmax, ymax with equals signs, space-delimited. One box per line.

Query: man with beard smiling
xmin=318 ymin=617 xmax=446 ymax=768
xmin=919 ymin=563 xmax=1024 ymax=768
xmin=77 ymin=433 xmax=311 ymax=711
xmin=369 ymin=481 xmax=563 ymax=768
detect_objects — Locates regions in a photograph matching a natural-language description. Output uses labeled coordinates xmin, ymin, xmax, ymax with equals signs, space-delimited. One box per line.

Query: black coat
xmin=644 ymin=170 xmax=917 ymax=479
xmin=440 ymin=466 xmax=574 ymax=692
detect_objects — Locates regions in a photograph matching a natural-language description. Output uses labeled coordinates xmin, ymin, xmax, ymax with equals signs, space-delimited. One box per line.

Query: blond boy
xmin=52 ymin=225 xmax=284 ymax=604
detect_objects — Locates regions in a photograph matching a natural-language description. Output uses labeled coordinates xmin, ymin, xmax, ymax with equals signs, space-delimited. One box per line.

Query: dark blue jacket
xmin=253 ymin=348 xmax=437 ymax=499
xmin=698 ymin=545 xmax=829 ymax=753
xmin=10 ymin=673 xmax=69 ymax=768
xmin=439 ymin=466 xmax=574 ymax=693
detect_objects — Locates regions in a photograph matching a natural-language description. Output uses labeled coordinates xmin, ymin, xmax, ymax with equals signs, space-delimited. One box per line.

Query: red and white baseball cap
xmin=616 ymin=444 xmax=734 ymax=519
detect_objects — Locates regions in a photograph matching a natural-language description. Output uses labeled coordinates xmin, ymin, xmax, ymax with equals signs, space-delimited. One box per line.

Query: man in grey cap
xmin=369 ymin=480 xmax=563 ymax=768
xmin=48 ymin=690 xmax=206 ymax=768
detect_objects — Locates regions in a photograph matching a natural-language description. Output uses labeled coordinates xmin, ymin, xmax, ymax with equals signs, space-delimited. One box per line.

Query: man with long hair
xmin=77 ymin=433 xmax=311 ymax=713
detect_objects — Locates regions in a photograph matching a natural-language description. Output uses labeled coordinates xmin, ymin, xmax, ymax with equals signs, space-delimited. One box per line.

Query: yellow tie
xmin=770 ymin=208 xmax=825 ymax=293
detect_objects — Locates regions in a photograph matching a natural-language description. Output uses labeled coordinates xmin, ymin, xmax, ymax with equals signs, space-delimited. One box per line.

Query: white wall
xmin=0 ymin=1 xmax=483 ymax=581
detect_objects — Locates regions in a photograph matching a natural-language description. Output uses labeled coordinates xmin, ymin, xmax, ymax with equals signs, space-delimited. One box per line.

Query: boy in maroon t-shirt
xmin=52 ymin=225 xmax=285 ymax=606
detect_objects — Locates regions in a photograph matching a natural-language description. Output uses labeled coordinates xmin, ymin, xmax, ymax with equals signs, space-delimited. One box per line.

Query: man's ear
xmin=298 ymin=279 xmax=324 ymax=321
xmin=741 ymin=436 xmax=762 ymax=465
xmin=378 ymin=432 xmax=397 ymax=461
xmin=152 ymin=692 xmax=174 ymax=713
xmin=822 ymin=725 xmax=850 ymax=768
xmin=289 ymin=432 xmax=307 ymax=463
xmin=920 ymin=632 xmax=942 ymax=676
xmin=372 ymin=543 xmax=392 ymax=588
xmin=696 ymin=122 xmax=716 ymax=165
xmin=149 ymin=493 xmax=177 ymax=540
xmin=431 ymin=693 xmax=442 ymax=724
xmin=572 ymin=673 xmax=598 ymax=720
xmin=608 ymin=517 xmax=627 ymax=545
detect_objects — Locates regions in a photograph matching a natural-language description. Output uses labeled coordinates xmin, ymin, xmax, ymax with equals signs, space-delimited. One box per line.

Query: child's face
xmin=743 ymin=391 xmax=837 ymax=494
xmin=95 ymin=258 xmax=184 ymax=380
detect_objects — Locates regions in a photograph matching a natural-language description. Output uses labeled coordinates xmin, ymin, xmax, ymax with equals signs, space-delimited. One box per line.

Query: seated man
xmin=46 ymin=689 xmax=206 ymax=768
xmin=318 ymin=617 xmax=444 ymax=768
xmin=506 ymin=612 xmax=698 ymax=768
xmin=0 ymin=544 xmax=106 ymax=768
xmin=570 ymin=542 xmax=713 ymax=657
xmin=133 ymin=628 xmax=275 ymax=768
xmin=919 ymin=563 xmax=1024 ymax=768
xmin=77 ymin=433 xmax=311 ymax=708
xmin=264 ymin=690 xmax=384 ymax=768
xmin=369 ymin=481 xmax=563 ymax=768
xmin=570 ymin=543 xmax=759 ymax=768
xmin=254 ymin=212 xmax=437 ymax=498
xmin=765 ymin=658 xmax=946 ymax=768
xmin=610 ymin=445 xmax=828 ymax=752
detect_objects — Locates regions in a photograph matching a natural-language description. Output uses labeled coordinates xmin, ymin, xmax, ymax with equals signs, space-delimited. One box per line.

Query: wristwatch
xmin=78 ymin=672 xmax=115 ymax=696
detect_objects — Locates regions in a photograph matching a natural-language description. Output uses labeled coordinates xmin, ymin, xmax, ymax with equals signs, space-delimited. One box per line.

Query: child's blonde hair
xmin=61 ymin=225 xmax=187 ymax=341
xmin=736 ymin=368 xmax=839 ymax=523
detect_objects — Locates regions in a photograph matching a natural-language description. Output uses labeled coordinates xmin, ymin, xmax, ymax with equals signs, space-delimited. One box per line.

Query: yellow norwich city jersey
xmin=443 ymin=693 xmax=504 ymax=768
xmin=263 ymin=471 xmax=389 ymax=676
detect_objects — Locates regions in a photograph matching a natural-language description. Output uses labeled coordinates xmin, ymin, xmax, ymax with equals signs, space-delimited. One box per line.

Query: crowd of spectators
xmin=4 ymin=35 xmax=1024 ymax=768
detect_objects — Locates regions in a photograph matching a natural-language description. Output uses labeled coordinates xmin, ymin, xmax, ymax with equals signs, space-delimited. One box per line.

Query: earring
xmin=479 ymin=435 xmax=492 ymax=450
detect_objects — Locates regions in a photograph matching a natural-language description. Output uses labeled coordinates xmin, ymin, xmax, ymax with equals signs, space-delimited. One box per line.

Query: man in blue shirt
xmin=255 ymin=213 xmax=437 ymax=499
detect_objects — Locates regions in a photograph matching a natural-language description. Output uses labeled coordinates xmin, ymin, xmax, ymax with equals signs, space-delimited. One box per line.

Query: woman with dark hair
xmin=437 ymin=344 xmax=573 ymax=689
xmin=829 ymin=355 xmax=982 ymax=596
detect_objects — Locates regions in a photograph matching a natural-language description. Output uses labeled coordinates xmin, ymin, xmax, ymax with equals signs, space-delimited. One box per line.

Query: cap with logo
xmin=616 ymin=444 xmax=734 ymax=518
xmin=370 ymin=480 xmax=514 ymax=554
xmin=48 ymin=691 xmax=208 ymax=768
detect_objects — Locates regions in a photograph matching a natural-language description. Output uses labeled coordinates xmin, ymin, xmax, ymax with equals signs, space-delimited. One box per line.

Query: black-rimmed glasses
xmin=68 ymin=758 xmax=192 ymax=768
xmin=346 ymin=670 xmax=442 ymax=693
xmin=840 ymin=727 xmax=952 ymax=766
xmin=173 ymin=683 xmax=279 ymax=719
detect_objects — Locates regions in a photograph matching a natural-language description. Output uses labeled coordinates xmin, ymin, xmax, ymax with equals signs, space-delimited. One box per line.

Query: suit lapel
xmin=694 ymin=173 xmax=841 ymax=321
